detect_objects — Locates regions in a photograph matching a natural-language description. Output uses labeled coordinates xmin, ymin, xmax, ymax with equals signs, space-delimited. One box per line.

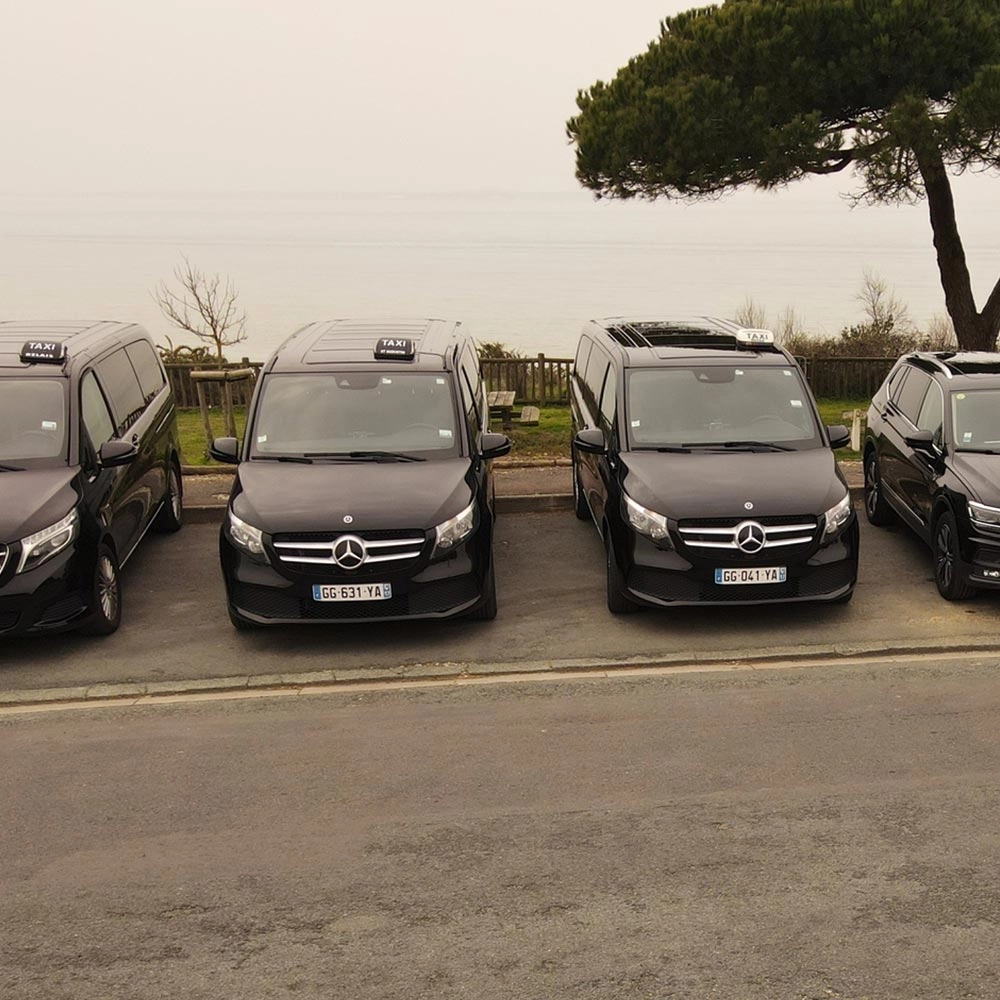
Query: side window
xmin=599 ymin=368 xmax=617 ymax=430
xmin=125 ymin=340 xmax=166 ymax=401
xmin=584 ymin=348 xmax=609 ymax=408
xmin=96 ymin=349 xmax=145 ymax=434
xmin=459 ymin=347 xmax=483 ymax=431
xmin=80 ymin=371 xmax=115 ymax=453
xmin=916 ymin=382 xmax=943 ymax=438
xmin=574 ymin=339 xmax=592 ymax=378
xmin=895 ymin=368 xmax=930 ymax=424
xmin=459 ymin=369 xmax=479 ymax=437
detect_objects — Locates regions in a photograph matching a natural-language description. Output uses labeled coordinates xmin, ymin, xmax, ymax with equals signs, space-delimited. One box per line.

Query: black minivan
xmin=571 ymin=317 xmax=858 ymax=613
xmin=0 ymin=321 xmax=183 ymax=636
xmin=212 ymin=318 xmax=511 ymax=628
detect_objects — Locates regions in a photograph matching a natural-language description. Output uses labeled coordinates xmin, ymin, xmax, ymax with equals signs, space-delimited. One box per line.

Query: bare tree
xmin=154 ymin=257 xmax=247 ymax=365
xmin=733 ymin=296 xmax=768 ymax=331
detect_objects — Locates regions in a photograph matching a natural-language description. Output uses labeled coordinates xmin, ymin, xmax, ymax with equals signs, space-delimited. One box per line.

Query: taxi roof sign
xmin=374 ymin=337 xmax=415 ymax=360
xmin=20 ymin=340 xmax=67 ymax=364
xmin=734 ymin=328 xmax=775 ymax=347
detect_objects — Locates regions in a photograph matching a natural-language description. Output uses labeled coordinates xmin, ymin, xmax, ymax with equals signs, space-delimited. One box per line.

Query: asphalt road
xmin=4 ymin=658 xmax=1000 ymax=999
xmin=3 ymin=511 xmax=1000 ymax=696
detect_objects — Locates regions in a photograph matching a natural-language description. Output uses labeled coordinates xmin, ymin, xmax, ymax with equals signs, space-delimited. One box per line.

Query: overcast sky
xmin=1 ymin=0 xmax=694 ymax=194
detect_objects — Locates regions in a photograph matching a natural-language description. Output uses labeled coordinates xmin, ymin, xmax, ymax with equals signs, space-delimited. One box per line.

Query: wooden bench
xmin=518 ymin=405 xmax=540 ymax=426
xmin=487 ymin=390 xmax=516 ymax=431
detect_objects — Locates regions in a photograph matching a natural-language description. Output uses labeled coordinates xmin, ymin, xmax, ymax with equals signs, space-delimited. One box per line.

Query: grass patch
xmin=177 ymin=406 xmax=248 ymax=465
xmin=502 ymin=406 xmax=572 ymax=460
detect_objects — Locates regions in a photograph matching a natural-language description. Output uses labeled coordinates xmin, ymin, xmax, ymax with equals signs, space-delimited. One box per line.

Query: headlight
xmin=434 ymin=501 xmax=476 ymax=552
xmin=227 ymin=510 xmax=265 ymax=557
xmin=17 ymin=510 xmax=78 ymax=574
xmin=624 ymin=493 xmax=671 ymax=543
xmin=822 ymin=493 xmax=853 ymax=540
xmin=968 ymin=501 xmax=1000 ymax=529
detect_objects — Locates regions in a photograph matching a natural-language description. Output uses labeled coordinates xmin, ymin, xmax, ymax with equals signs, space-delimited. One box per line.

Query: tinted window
xmin=574 ymin=338 xmax=593 ymax=377
xmin=916 ymin=382 xmax=943 ymax=437
xmin=0 ymin=378 xmax=67 ymax=465
xmin=81 ymin=371 xmax=115 ymax=450
xmin=894 ymin=368 xmax=930 ymax=424
xmin=459 ymin=348 xmax=483 ymax=431
xmin=125 ymin=340 xmax=166 ymax=401
xmin=97 ymin=349 xmax=145 ymax=432
xmin=584 ymin=347 xmax=609 ymax=400
xmin=599 ymin=369 xmax=617 ymax=429
xmin=250 ymin=373 xmax=460 ymax=458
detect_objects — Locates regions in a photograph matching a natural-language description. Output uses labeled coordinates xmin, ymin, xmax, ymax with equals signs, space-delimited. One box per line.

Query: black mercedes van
xmin=0 ymin=321 xmax=183 ymax=636
xmin=212 ymin=318 xmax=511 ymax=628
xmin=571 ymin=317 xmax=858 ymax=613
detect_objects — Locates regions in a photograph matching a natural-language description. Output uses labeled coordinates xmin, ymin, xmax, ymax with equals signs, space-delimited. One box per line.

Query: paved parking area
xmin=3 ymin=510 xmax=1000 ymax=696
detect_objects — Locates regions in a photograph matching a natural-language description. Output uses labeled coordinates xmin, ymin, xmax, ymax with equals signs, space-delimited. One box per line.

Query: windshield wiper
xmin=681 ymin=440 xmax=794 ymax=452
xmin=254 ymin=455 xmax=314 ymax=464
xmin=0 ymin=463 xmax=26 ymax=472
xmin=303 ymin=451 xmax=426 ymax=463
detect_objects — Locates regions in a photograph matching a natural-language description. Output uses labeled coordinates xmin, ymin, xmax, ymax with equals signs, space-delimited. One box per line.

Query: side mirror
xmin=826 ymin=424 xmax=851 ymax=450
xmin=210 ymin=437 xmax=241 ymax=464
xmin=480 ymin=432 xmax=511 ymax=460
xmin=905 ymin=429 xmax=937 ymax=454
xmin=99 ymin=440 xmax=138 ymax=468
xmin=574 ymin=428 xmax=606 ymax=455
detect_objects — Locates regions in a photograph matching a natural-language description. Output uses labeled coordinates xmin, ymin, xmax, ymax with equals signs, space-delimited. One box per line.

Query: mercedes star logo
xmin=735 ymin=520 xmax=767 ymax=554
xmin=332 ymin=534 xmax=366 ymax=570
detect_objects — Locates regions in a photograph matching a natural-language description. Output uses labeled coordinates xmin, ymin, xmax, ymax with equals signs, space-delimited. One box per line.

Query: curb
xmin=3 ymin=638 xmax=999 ymax=711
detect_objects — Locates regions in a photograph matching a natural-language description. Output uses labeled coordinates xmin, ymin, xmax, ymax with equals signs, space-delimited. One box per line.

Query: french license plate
xmin=312 ymin=582 xmax=392 ymax=602
xmin=714 ymin=566 xmax=787 ymax=585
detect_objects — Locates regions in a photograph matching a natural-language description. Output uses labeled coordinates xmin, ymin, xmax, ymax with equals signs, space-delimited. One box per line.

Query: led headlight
xmin=623 ymin=493 xmax=671 ymax=543
xmin=17 ymin=510 xmax=79 ymax=574
xmin=227 ymin=510 xmax=265 ymax=557
xmin=969 ymin=501 xmax=1000 ymax=530
xmin=822 ymin=493 xmax=853 ymax=540
xmin=434 ymin=501 xmax=476 ymax=553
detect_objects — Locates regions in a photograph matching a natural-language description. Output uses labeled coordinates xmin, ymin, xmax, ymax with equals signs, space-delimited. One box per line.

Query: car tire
xmin=80 ymin=544 xmax=122 ymax=635
xmin=466 ymin=562 xmax=498 ymax=621
xmin=605 ymin=533 xmax=637 ymax=615
xmin=154 ymin=463 xmax=184 ymax=533
xmin=933 ymin=509 xmax=976 ymax=601
xmin=864 ymin=450 xmax=894 ymax=526
xmin=572 ymin=453 xmax=589 ymax=520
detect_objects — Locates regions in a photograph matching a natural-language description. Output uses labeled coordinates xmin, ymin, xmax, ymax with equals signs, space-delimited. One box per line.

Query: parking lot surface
xmin=3 ymin=509 xmax=1000 ymax=697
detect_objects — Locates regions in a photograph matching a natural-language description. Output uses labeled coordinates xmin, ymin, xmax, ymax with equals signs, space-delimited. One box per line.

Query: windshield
xmin=951 ymin=388 xmax=1000 ymax=451
xmin=626 ymin=365 xmax=822 ymax=450
xmin=0 ymin=378 xmax=68 ymax=467
xmin=249 ymin=372 xmax=461 ymax=460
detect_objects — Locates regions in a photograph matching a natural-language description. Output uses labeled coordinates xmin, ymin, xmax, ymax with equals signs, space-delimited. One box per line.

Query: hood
xmin=0 ymin=467 xmax=80 ymax=542
xmin=231 ymin=459 xmax=475 ymax=533
xmin=950 ymin=452 xmax=1000 ymax=505
xmin=622 ymin=448 xmax=848 ymax=520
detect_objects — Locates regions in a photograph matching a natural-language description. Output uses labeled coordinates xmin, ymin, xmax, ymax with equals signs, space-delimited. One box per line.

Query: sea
xmin=1 ymin=178 xmax=999 ymax=361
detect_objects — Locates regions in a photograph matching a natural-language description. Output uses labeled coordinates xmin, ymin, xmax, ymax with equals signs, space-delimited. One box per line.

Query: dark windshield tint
xmin=952 ymin=388 xmax=1000 ymax=449
xmin=250 ymin=372 xmax=460 ymax=458
xmin=626 ymin=365 xmax=822 ymax=448
xmin=0 ymin=378 xmax=68 ymax=465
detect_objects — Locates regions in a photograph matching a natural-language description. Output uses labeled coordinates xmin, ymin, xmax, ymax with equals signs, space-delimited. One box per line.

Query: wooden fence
xmin=165 ymin=355 xmax=900 ymax=408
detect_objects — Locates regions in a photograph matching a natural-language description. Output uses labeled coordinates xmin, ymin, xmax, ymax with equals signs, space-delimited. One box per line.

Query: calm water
xmin=1 ymin=182 xmax=999 ymax=360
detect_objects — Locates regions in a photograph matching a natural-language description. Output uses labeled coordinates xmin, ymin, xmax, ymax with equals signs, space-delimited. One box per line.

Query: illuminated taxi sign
xmin=374 ymin=337 xmax=415 ymax=360
xmin=20 ymin=340 xmax=67 ymax=364
xmin=735 ymin=328 xmax=775 ymax=347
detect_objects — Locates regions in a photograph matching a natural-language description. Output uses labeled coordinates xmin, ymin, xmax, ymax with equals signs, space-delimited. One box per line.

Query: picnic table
xmin=487 ymin=390 xmax=516 ymax=431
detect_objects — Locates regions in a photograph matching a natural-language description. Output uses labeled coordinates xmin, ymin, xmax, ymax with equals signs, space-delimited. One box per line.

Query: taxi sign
xmin=374 ymin=337 xmax=415 ymax=360
xmin=20 ymin=340 xmax=67 ymax=364
xmin=735 ymin=328 xmax=775 ymax=347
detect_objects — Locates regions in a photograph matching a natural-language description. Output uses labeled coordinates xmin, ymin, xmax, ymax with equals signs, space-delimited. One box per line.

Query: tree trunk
xmin=915 ymin=145 xmax=1000 ymax=351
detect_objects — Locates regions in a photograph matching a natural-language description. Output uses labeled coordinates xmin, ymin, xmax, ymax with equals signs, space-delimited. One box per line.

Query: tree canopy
xmin=567 ymin=0 xmax=1000 ymax=349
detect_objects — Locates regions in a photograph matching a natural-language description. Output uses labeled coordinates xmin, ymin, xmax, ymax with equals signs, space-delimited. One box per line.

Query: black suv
xmin=0 ymin=321 xmax=183 ymax=636
xmin=571 ymin=317 xmax=858 ymax=613
xmin=864 ymin=351 xmax=1000 ymax=599
xmin=212 ymin=318 xmax=511 ymax=628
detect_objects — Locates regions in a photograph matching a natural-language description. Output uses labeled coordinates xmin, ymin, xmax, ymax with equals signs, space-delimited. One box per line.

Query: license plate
xmin=312 ymin=582 xmax=393 ymax=602
xmin=714 ymin=566 xmax=787 ymax=585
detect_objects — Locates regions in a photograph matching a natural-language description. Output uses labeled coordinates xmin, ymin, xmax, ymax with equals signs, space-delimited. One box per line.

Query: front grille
xmin=677 ymin=515 xmax=818 ymax=553
xmin=232 ymin=574 xmax=479 ymax=622
xmin=35 ymin=594 xmax=87 ymax=627
xmin=271 ymin=529 xmax=427 ymax=571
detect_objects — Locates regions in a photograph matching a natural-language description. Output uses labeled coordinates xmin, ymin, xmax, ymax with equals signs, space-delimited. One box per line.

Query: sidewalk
xmin=181 ymin=459 xmax=863 ymax=520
